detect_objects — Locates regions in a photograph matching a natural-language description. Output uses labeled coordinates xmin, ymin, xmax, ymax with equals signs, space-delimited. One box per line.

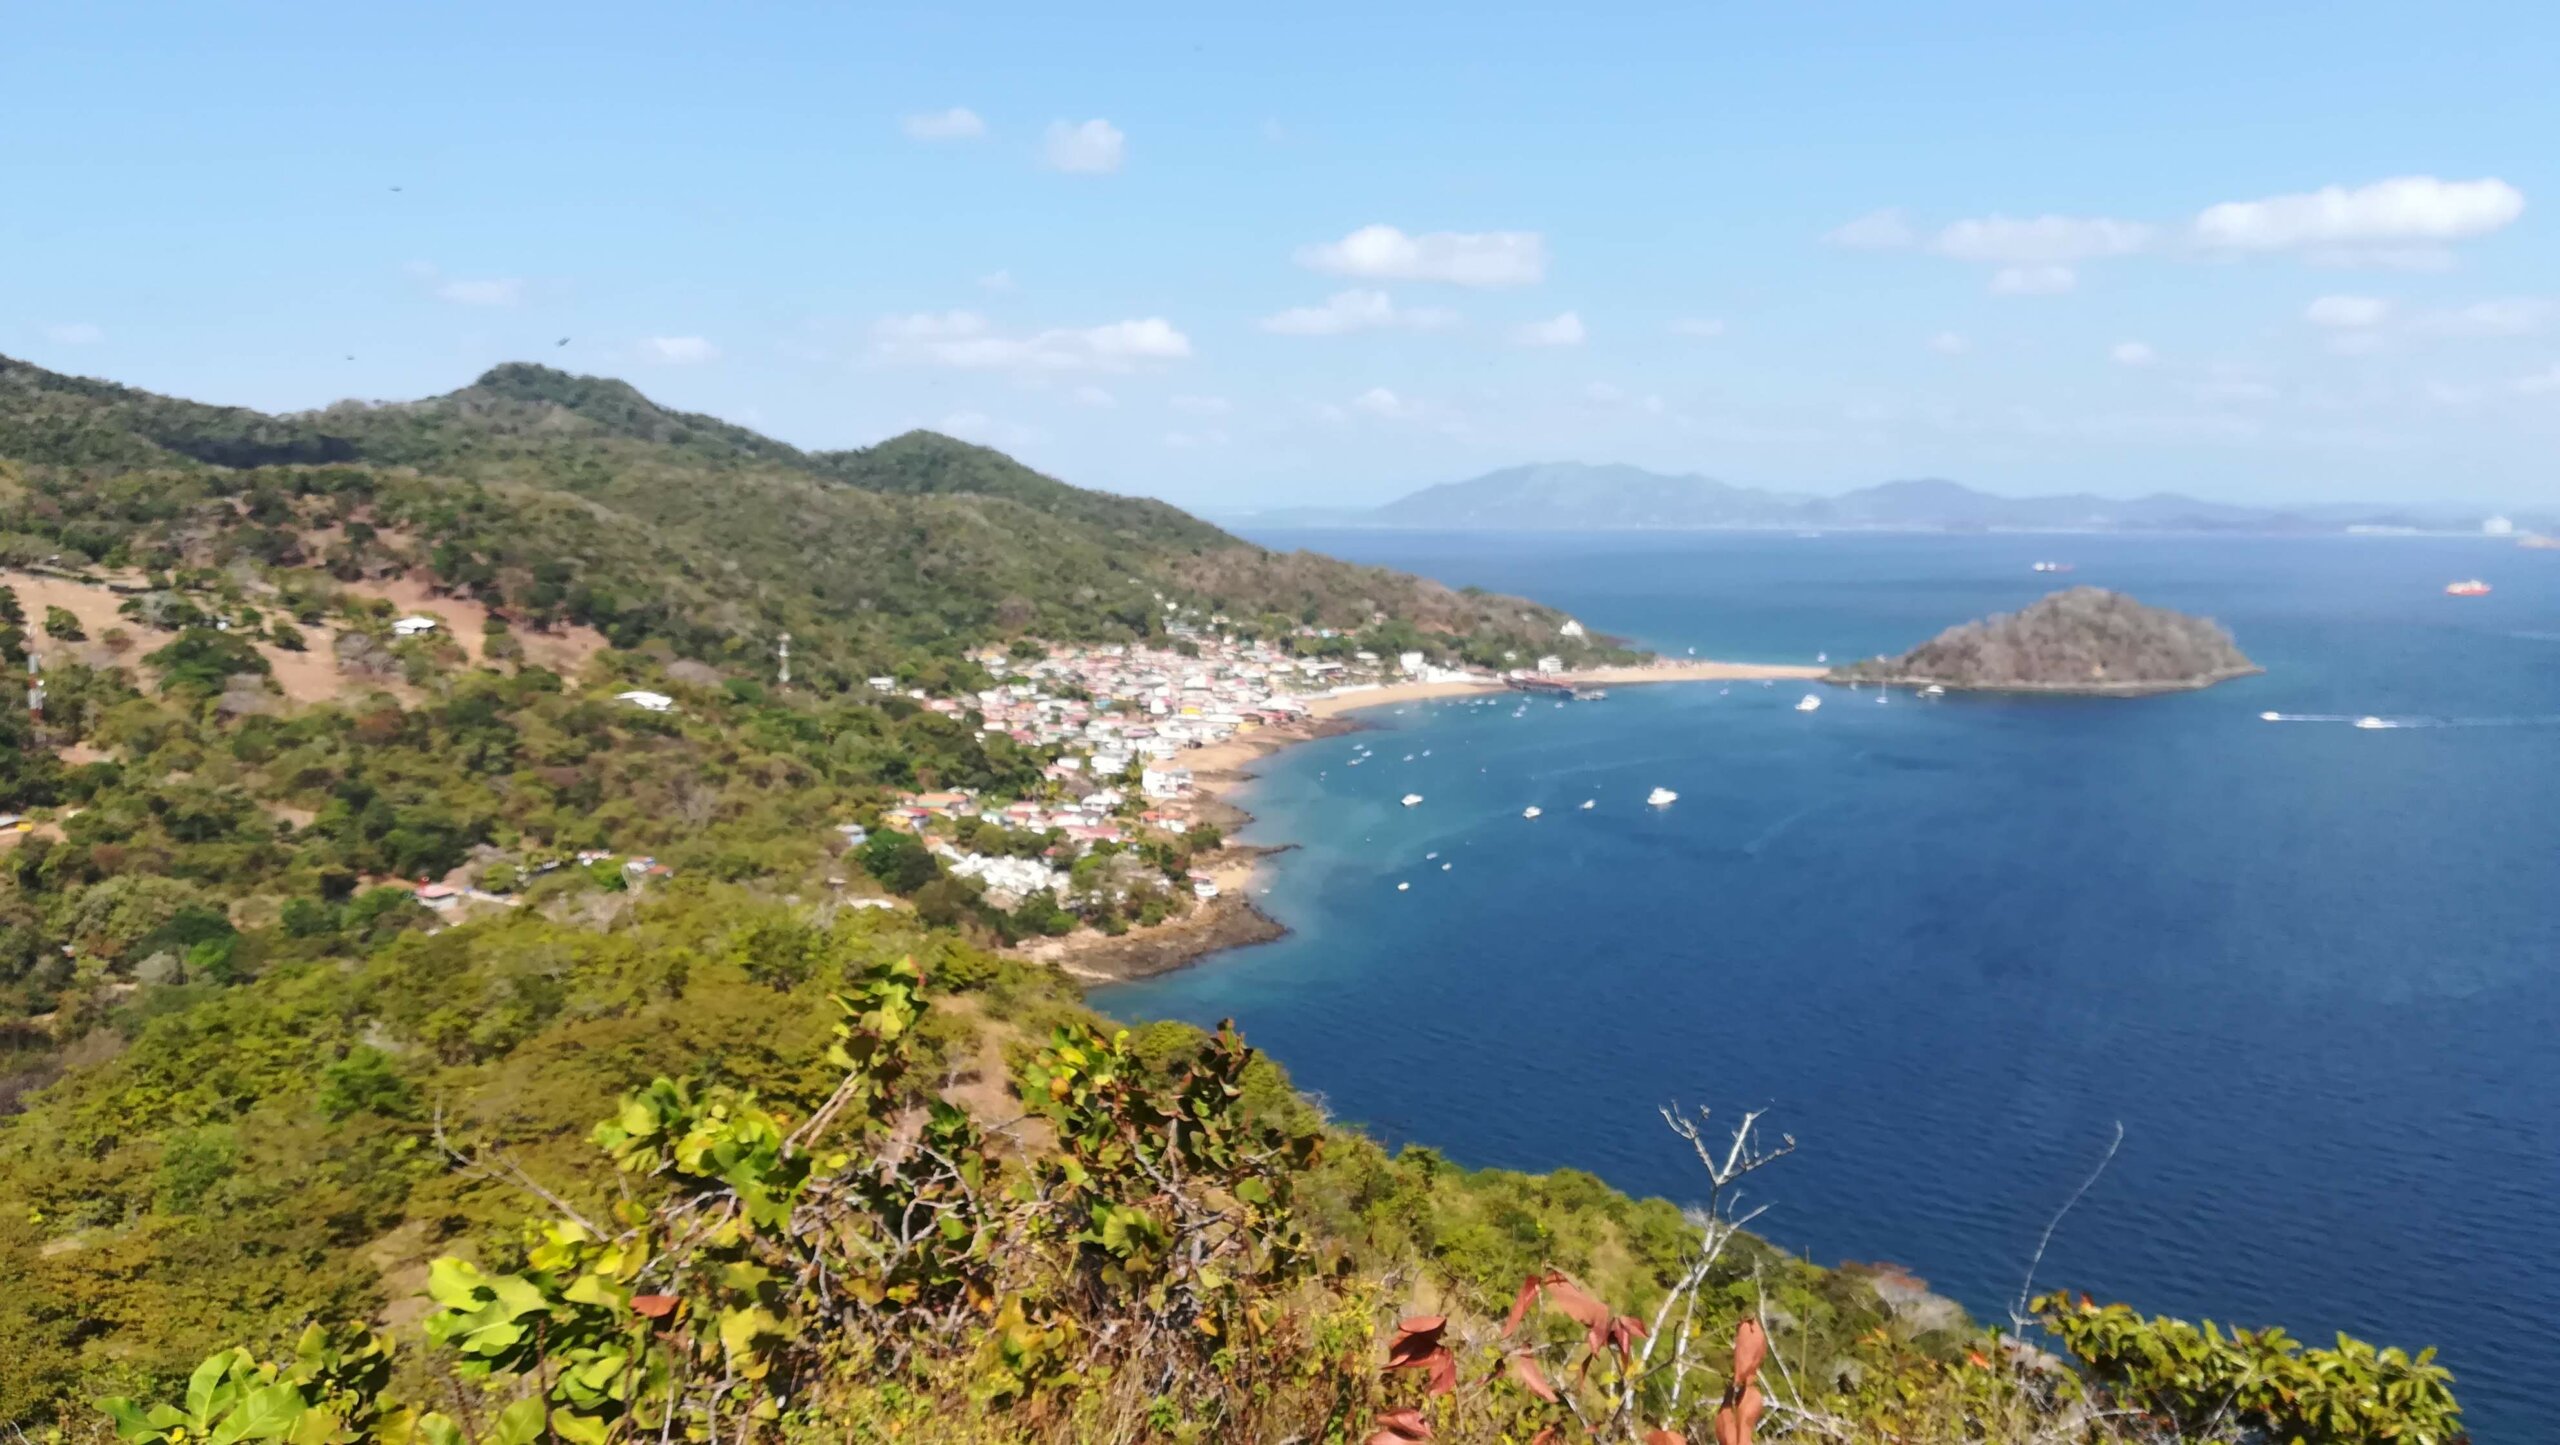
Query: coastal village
xmin=859 ymin=626 xmax=1500 ymax=959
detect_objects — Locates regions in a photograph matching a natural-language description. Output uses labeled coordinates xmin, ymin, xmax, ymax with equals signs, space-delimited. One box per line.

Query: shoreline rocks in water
xmin=1829 ymin=586 xmax=2260 ymax=695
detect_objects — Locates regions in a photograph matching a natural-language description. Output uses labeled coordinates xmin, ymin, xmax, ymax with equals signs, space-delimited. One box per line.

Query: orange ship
xmin=2444 ymin=579 xmax=2492 ymax=597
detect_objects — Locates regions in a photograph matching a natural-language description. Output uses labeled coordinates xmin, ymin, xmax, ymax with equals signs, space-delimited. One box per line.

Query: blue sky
xmin=7 ymin=2 xmax=2556 ymax=510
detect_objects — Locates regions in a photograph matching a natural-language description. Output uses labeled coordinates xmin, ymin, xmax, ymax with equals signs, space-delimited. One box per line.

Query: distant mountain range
xmin=1227 ymin=462 xmax=2548 ymax=535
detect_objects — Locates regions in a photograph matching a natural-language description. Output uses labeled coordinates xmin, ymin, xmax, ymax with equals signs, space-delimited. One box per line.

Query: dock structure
xmin=1505 ymin=674 xmax=1606 ymax=701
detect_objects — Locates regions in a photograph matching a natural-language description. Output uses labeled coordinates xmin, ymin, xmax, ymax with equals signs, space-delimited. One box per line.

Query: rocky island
xmin=1830 ymin=586 xmax=2260 ymax=694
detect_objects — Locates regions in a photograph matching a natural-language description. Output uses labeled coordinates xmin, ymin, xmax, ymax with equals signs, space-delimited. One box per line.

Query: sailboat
xmin=1646 ymin=787 xmax=1677 ymax=807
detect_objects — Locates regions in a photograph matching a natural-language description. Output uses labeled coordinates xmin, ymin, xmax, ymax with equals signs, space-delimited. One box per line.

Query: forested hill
xmin=0 ymin=357 xmax=1610 ymax=680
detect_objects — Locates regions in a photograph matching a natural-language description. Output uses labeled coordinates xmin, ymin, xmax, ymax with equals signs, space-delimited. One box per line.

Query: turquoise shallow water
xmin=1103 ymin=531 xmax=2560 ymax=1437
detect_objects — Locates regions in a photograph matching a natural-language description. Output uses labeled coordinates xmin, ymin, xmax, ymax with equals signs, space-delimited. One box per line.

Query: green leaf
xmin=209 ymin=1383 xmax=306 ymax=1445
xmin=490 ymin=1397 xmax=549 ymax=1445
xmin=548 ymin=1408 xmax=613 ymax=1445
xmin=186 ymin=1351 xmax=239 ymax=1423
xmin=97 ymin=1398 xmax=155 ymax=1443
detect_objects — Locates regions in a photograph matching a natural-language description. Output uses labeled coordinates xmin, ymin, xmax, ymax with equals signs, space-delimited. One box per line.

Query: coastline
xmin=1826 ymin=663 xmax=2265 ymax=696
xmin=1042 ymin=659 xmax=1825 ymax=985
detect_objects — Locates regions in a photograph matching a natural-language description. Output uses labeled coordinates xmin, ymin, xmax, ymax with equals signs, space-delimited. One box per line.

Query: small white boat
xmin=2259 ymin=711 xmax=2282 ymax=722
xmin=1402 ymin=754 xmax=1414 ymax=762
xmin=1795 ymin=694 xmax=1823 ymax=713
xmin=1440 ymin=862 xmax=1451 ymax=871
xmin=1579 ymin=799 xmax=1596 ymax=810
xmin=1396 ymin=881 xmax=1410 ymax=891
xmin=1401 ymin=793 xmax=1424 ymax=807
xmin=1646 ymin=787 xmax=1677 ymax=807
xmin=1816 ymin=651 xmax=1828 ymax=663
xmin=1522 ymin=806 xmax=1543 ymax=819
xmin=1425 ymin=851 xmax=1438 ymax=860
xmin=2354 ymin=716 xmax=2391 ymax=730
xmin=1921 ymin=684 xmax=1946 ymax=697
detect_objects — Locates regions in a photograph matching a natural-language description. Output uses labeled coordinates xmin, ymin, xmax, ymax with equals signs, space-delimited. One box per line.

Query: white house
xmin=1536 ymin=655 xmax=1565 ymax=675
xmin=1398 ymin=650 xmax=1426 ymax=675
xmin=392 ymin=615 xmax=440 ymax=638
xmin=1141 ymin=765 xmax=1194 ymax=800
xmin=616 ymin=690 xmax=676 ymax=713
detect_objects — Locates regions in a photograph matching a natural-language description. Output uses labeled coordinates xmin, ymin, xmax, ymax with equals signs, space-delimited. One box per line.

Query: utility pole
xmin=776 ymin=631 xmax=791 ymax=689
xmin=26 ymin=651 xmax=43 ymax=750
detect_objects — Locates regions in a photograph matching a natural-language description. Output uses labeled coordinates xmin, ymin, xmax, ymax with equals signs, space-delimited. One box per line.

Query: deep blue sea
xmin=1103 ymin=531 xmax=2560 ymax=1438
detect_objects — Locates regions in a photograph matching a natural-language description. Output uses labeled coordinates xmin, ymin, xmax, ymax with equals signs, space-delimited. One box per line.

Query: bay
xmin=1102 ymin=530 xmax=2560 ymax=1437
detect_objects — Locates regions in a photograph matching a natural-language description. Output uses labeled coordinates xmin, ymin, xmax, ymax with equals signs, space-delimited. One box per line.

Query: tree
xmin=860 ymin=828 xmax=939 ymax=894
xmin=41 ymin=605 xmax=83 ymax=641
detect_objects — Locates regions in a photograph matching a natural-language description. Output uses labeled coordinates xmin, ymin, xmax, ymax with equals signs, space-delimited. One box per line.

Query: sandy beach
xmin=1030 ymin=656 xmax=1822 ymax=983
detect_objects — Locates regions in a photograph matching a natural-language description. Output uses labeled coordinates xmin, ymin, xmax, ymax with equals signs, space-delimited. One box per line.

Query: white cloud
xmin=873 ymin=310 xmax=990 ymax=342
xmin=2111 ymin=341 xmax=2158 ymax=367
xmin=901 ymin=107 xmax=986 ymax=141
xmin=1170 ymin=394 xmax=1231 ymax=415
xmin=2513 ymin=365 xmax=2560 ymax=395
xmin=1934 ymin=215 xmax=2152 ymax=264
xmin=1825 ymin=208 xmax=1916 ymax=249
xmin=436 ymin=277 xmax=525 ymax=306
xmin=1296 ymin=224 xmax=1547 ymax=288
xmin=2304 ymin=295 xmax=2391 ymax=328
xmin=44 ymin=322 xmax=104 ymax=345
xmin=977 ymin=269 xmax=1015 ymax=293
xmin=2306 ymin=246 xmax=2457 ymax=273
xmin=1669 ymin=317 xmax=1726 ymax=338
xmin=871 ymin=311 xmax=1190 ymax=372
xmin=1042 ymin=119 xmax=1125 ymax=174
xmin=2415 ymin=297 xmax=2554 ymax=337
xmin=2192 ymin=176 xmax=2525 ymax=253
xmin=638 ymin=336 xmax=719 ymax=364
xmin=1350 ymin=386 xmax=1410 ymax=418
xmin=1989 ymin=264 xmax=2078 ymax=295
xmin=1927 ymin=331 xmax=1970 ymax=355
xmin=1513 ymin=311 xmax=1586 ymax=347
xmin=1071 ymin=385 xmax=1116 ymax=408
xmin=1259 ymin=288 xmax=1459 ymax=336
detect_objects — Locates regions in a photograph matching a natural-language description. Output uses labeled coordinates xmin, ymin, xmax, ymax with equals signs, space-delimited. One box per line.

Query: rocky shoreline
xmin=1836 ymin=663 xmax=2265 ymax=697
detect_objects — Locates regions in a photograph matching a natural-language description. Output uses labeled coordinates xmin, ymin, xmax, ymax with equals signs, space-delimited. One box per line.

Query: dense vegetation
xmin=1829 ymin=588 xmax=2259 ymax=694
xmin=0 ymin=356 xmax=1625 ymax=682
xmin=0 ymin=360 xmax=2457 ymax=1442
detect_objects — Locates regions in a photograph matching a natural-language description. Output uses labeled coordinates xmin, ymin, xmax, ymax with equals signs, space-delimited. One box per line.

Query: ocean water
xmin=1103 ymin=531 xmax=2560 ymax=1437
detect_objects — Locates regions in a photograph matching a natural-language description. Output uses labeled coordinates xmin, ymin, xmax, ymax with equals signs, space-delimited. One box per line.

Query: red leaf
xmin=1504 ymin=1350 xmax=1559 ymax=1403
xmin=629 ymin=1294 xmax=678 ymax=1319
xmin=1366 ymin=1406 xmax=1434 ymax=1442
xmin=1504 ymin=1271 xmax=1559 ymax=1338
xmin=1713 ymin=1380 xmax=1764 ymax=1445
xmin=1384 ymin=1317 xmax=1450 ymax=1373
xmin=1426 ymin=1348 xmax=1457 ymax=1397
xmin=1730 ymin=1317 xmax=1767 ymax=1387
xmin=1541 ymin=1276 xmax=1612 ymax=1330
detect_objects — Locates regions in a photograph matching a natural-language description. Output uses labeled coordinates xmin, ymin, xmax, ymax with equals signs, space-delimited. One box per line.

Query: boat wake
xmin=2256 ymin=711 xmax=2560 ymax=729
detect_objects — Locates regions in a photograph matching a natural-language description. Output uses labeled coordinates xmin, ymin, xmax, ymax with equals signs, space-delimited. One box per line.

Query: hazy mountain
xmin=1231 ymin=462 xmax=2537 ymax=535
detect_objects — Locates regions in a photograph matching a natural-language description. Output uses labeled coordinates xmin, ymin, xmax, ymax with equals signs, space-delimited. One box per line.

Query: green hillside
xmin=0 ymin=360 xmax=2461 ymax=1445
xmin=0 ymin=357 xmax=1609 ymax=679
